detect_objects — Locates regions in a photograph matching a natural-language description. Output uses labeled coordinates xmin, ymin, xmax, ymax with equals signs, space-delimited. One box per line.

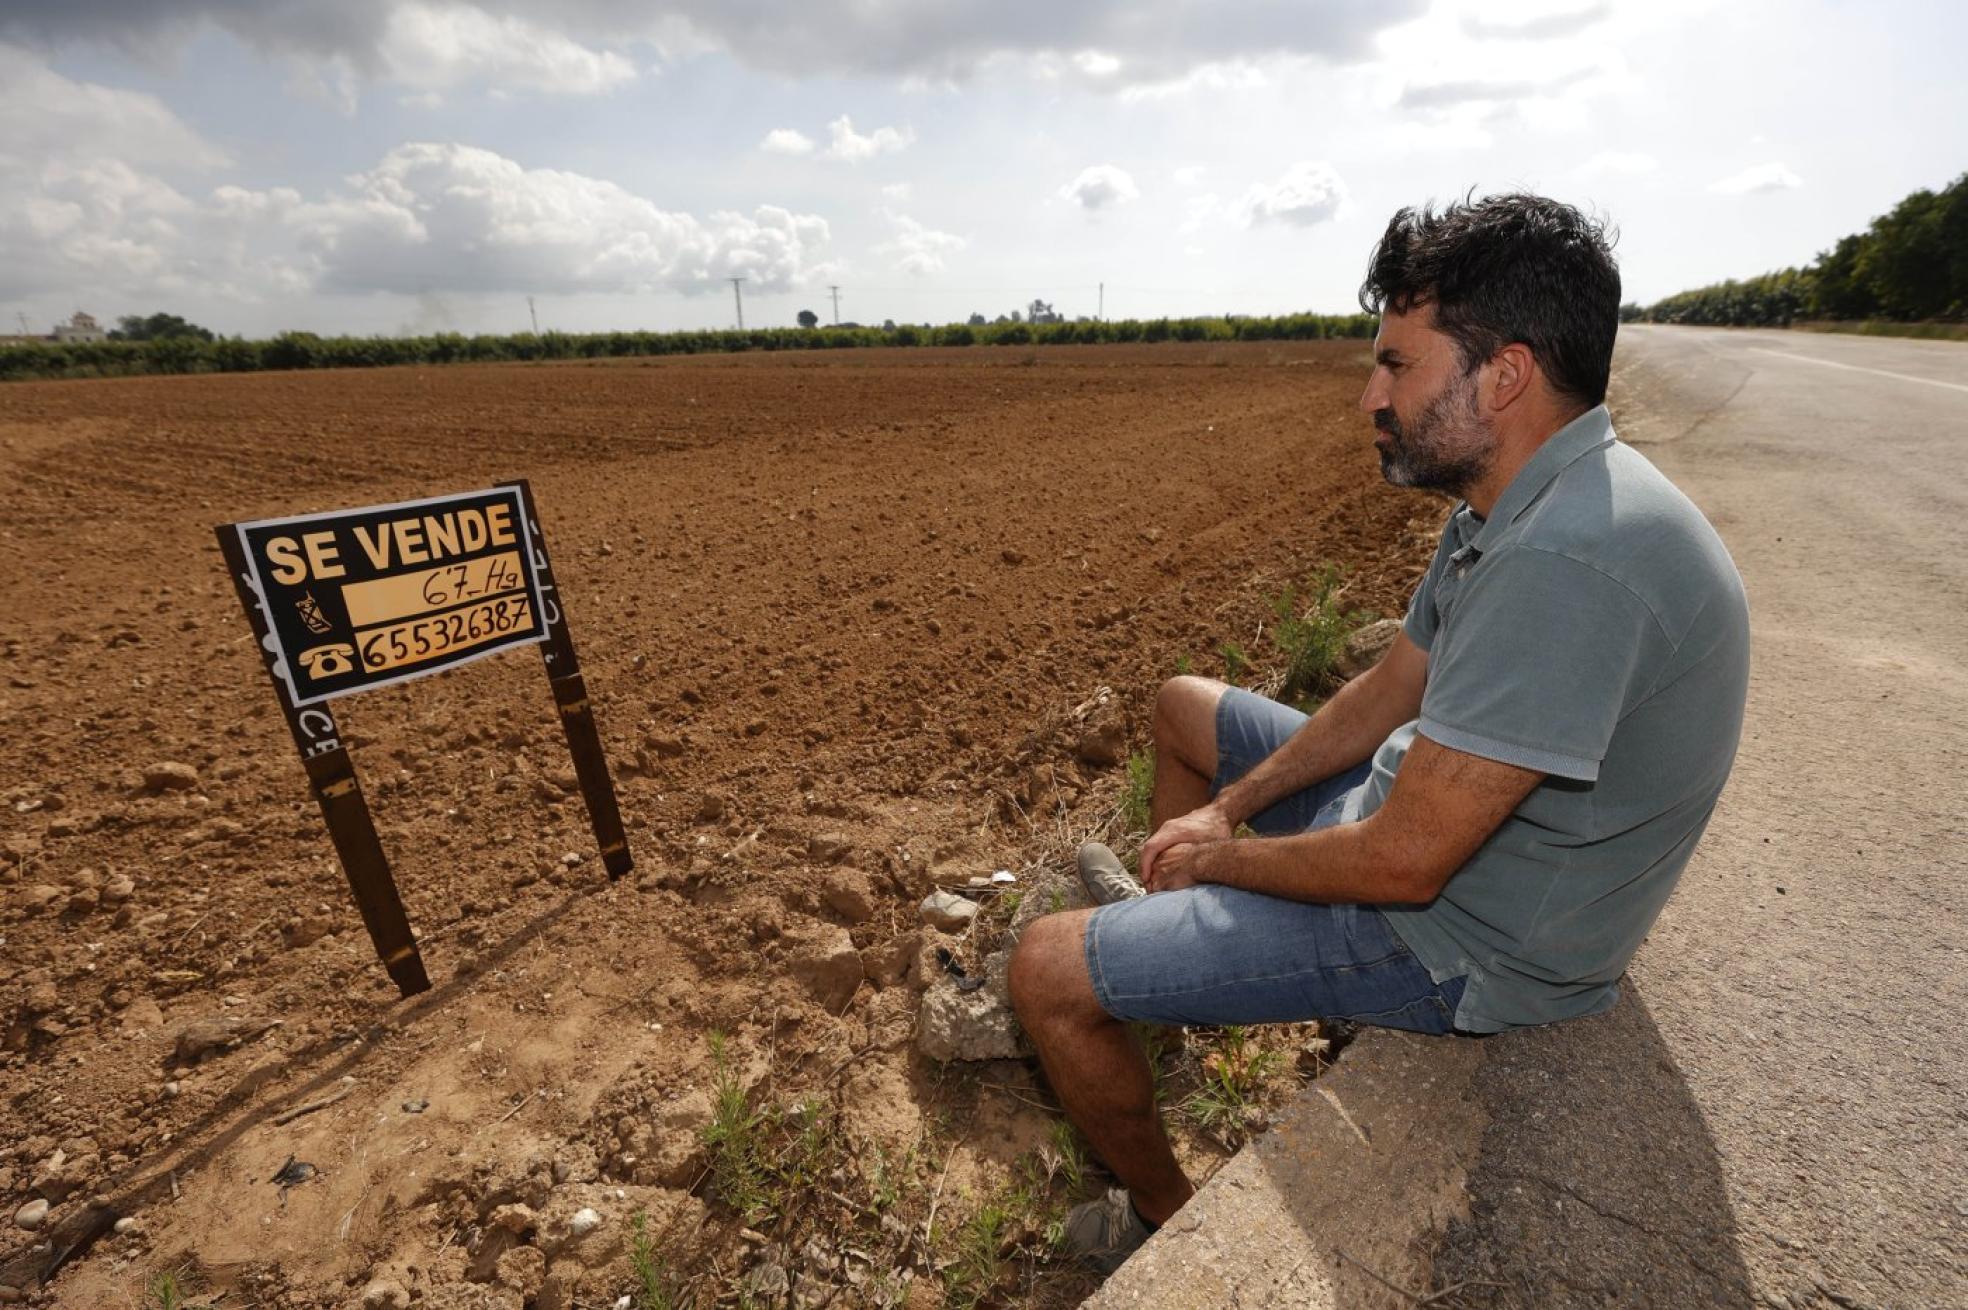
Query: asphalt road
xmin=1436 ymin=326 xmax=1967 ymax=1307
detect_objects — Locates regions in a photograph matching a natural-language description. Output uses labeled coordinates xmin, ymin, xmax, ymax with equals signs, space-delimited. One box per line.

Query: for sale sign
xmin=228 ymin=486 xmax=549 ymax=705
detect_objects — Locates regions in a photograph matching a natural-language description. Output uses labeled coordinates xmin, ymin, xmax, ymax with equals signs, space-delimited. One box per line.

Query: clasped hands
xmin=1136 ymin=802 xmax=1235 ymax=893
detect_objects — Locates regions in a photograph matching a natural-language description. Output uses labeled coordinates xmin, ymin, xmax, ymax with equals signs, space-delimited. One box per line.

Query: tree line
xmin=1633 ymin=172 xmax=1966 ymax=328
xmin=0 ymin=312 xmax=1378 ymax=382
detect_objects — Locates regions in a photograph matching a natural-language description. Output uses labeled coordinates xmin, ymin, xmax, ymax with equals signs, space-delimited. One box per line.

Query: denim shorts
xmin=1084 ymin=687 xmax=1466 ymax=1033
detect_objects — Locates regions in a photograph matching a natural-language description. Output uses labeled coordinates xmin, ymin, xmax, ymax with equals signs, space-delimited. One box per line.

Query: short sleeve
xmin=1418 ymin=546 xmax=1667 ymax=781
xmin=1401 ymin=525 xmax=1458 ymax=653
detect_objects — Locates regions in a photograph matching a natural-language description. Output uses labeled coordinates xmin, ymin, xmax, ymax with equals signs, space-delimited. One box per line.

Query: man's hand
xmin=1147 ymin=838 xmax=1213 ymax=892
xmin=1140 ymin=803 xmax=1233 ymax=890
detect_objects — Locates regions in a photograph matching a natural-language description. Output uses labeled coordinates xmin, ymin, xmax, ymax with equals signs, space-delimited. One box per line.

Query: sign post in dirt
xmin=216 ymin=480 xmax=631 ymax=996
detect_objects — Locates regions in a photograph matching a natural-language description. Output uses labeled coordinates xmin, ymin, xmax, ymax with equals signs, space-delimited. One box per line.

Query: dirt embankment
xmin=0 ymin=342 xmax=1442 ymax=1307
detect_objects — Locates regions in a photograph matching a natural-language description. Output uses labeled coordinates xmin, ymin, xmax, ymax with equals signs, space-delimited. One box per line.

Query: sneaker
xmin=1063 ymin=1187 xmax=1155 ymax=1274
xmin=1077 ymin=842 xmax=1146 ymax=906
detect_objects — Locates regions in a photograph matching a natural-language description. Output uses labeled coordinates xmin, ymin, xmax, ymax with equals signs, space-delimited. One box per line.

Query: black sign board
xmin=217 ymin=480 xmax=631 ymax=996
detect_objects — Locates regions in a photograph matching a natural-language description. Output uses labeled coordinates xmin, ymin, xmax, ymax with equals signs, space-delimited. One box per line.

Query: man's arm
xmin=1155 ymin=732 xmax=1543 ymax=904
xmin=1140 ymin=632 xmax=1429 ymax=887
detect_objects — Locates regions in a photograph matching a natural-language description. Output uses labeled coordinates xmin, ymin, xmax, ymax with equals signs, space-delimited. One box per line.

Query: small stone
xmin=171 ymin=1014 xmax=280 ymax=1065
xmin=1334 ymin=618 xmax=1403 ymax=681
xmin=567 ymin=1207 xmax=603 ymax=1238
xmin=919 ymin=891 xmax=979 ymax=932
xmin=113 ymin=1216 xmax=139 ymax=1235
xmin=65 ymin=886 xmax=101 ymax=915
xmin=561 ymin=851 xmax=583 ymax=867
xmin=14 ymin=1198 xmax=48 ymax=1231
xmin=1074 ymin=724 xmax=1127 ymax=768
xmin=821 ymin=871 xmax=876 ymax=924
xmin=141 ymin=762 xmax=200 ymax=792
xmin=101 ymin=875 xmax=136 ymax=905
xmin=809 ymin=832 xmax=851 ymax=863
xmin=1000 ymin=548 xmax=1026 ymax=565
xmin=790 ymin=927 xmax=865 ymax=1012
xmin=162 ymin=1081 xmax=181 ymax=1099
xmin=695 ymin=794 xmax=725 ymax=823
xmin=401 ymin=1098 xmax=428 ymax=1114
xmin=645 ymin=735 xmax=685 ymax=758
xmin=21 ymin=885 xmax=62 ymax=913
xmin=280 ymin=914 xmax=335 ymax=949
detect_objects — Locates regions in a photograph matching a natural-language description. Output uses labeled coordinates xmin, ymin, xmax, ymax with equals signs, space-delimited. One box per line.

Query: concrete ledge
xmin=1086 ymin=1029 xmax=1487 ymax=1309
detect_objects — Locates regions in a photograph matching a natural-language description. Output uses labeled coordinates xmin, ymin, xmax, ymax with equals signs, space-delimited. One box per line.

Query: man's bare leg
xmin=1008 ymin=911 xmax=1195 ymax=1224
xmin=1150 ymin=676 xmax=1228 ymax=829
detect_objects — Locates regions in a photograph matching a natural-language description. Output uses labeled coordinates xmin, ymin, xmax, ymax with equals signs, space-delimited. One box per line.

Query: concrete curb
xmin=1085 ymin=1028 xmax=1487 ymax=1308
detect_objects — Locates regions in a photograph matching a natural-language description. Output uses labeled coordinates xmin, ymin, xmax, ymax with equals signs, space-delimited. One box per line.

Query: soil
xmin=0 ymin=341 xmax=1442 ymax=1308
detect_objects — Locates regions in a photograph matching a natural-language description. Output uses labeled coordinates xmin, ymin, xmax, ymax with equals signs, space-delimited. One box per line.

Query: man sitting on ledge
xmin=1009 ymin=193 xmax=1751 ymax=1273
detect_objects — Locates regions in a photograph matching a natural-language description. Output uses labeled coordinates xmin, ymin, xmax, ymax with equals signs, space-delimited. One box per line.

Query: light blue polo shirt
xmin=1352 ymin=405 xmax=1750 ymax=1032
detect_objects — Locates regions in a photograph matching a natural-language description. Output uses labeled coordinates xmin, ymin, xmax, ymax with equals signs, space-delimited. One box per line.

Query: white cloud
xmin=1463 ymin=3 xmax=1611 ymax=42
xmin=1059 ymin=164 xmax=1139 ymax=211
xmin=1575 ymin=150 xmax=1658 ymax=177
xmin=0 ymin=42 xmax=227 ymax=170
xmin=876 ymin=209 xmax=964 ymax=276
xmin=290 ymin=143 xmax=832 ymax=294
xmin=760 ymin=128 xmax=815 ymax=155
xmin=1240 ymin=161 xmax=1348 ymax=228
xmin=1073 ymin=49 xmax=1121 ymax=77
xmin=1709 ymin=161 xmax=1803 ymax=195
xmin=1171 ymin=165 xmax=1207 ymax=187
xmin=822 ymin=115 xmax=913 ymax=163
xmin=880 ymin=182 xmax=914 ymax=202
xmin=378 ymin=3 xmax=636 ymax=95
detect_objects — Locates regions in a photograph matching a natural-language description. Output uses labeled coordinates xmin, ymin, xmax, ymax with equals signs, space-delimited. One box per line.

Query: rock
xmin=789 ymin=927 xmax=864 ymax=1012
xmin=113 ymin=1216 xmax=139 ymax=1235
xmin=567 ymin=1206 xmax=602 ymax=1238
xmin=1074 ymin=723 xmax=1127 ymax=769
xmin=22 ymin=982 xmax=59 ymax=1016
xmin=101 ymin=875 xmax=136 ymax=905
xmin=21 ymin=885 xmax=62 ymax=913
xmin=821 ymin=871 xmax=876 ymax=924
xmin=1000 ymin=548 xmax=1026 ymax=565
xmin=808 ymin=831 xmax=851 ymax=863
xmin=13 ymin=1198 xmax=48 ymax=1231
xmin=638 ymin=1090 xmax=712 ymax=1187
xmin=361 ymin=1279 xmax=412 ymax=1310
xmin=1334 ymin=618 xmax=1403 ymax=681
xmin=170 ymin=1014 xmax=280 ymax=1066
xmin=65 ymin=886 xmax=100 ymax=915
xmin=280 ymin=913 xmax=336 ymax=949
xmin=917 ymin=950 xmax=1022 ymax=1062
xmin=645 ymin=734 xmax=685 ymax=758
xmin=141 ymin=762 xmax=200 ymax=792
xmin=860 ymin=931 xmax=923 ymax=989
xmin=695 ymin=794 xmax=725 ymax=823
xmin=919 ymin=891 xmax=979 ymax=932
xmin=494 ymin=1243 xmax=546 ymax=1296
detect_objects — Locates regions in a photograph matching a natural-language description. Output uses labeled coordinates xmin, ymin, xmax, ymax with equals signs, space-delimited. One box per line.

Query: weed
xmin=1173 ymin=652 xmax=1193 ymax=676
xmin=1047 ymin=885 xmax=1066 ymax=915
xmin=943 ymin=1199 xmax=1011 ymax=1309
xmin=868 ymin=1142 xmax=917 ymax=1213
xmin=1268 ymin=566 xmax=1369 ymax=707
xmin=147 ymin=1272 xmax=183 ymax=1310
xmin=1180 ymin=1026 xmax=1288 ymax=1147
xmin=1218 ymin=640 xmax=1249 ymax=684
xmin=701 ymin=1032 xmax=771 ymax=1221
xmin=628 ymin=1210 xmax=683 ymax=1310
xmin=1119 ymin=750 xmax=1155 ymax=836
xmin=1043 ymin=1119 xmax=1088 ymax=1196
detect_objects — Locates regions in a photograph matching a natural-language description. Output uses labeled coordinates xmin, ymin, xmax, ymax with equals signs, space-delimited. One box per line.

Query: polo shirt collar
xmin=1465 ymin=404 xmax=1614 ymax=554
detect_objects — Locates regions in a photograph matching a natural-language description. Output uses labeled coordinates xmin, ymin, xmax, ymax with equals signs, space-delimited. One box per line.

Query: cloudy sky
xmin=3 ymin=0 xmax=1961 ymax=337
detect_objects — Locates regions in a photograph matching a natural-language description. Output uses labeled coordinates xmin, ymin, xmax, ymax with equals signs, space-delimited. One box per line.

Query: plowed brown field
xmin=0 ymin=342 xmax=1442 ymax=1308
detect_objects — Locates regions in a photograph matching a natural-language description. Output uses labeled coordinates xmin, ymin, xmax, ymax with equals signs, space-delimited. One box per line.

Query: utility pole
xmin=1098 ymin=282 xmax=1104 ymax=322
xmin=728 ymin=277 xmax=747 ymax=330
xmin=15 ymin=312 xmax=30 ymax=336
xmin=527 ymin=296 xmax=539 ymax=334
xmin=828 ymin=285 xmax=841 ymax=325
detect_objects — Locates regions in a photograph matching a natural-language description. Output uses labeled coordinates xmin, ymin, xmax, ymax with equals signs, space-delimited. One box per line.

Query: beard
xmin=1373 ymin=369 xmax=1496 ymax=497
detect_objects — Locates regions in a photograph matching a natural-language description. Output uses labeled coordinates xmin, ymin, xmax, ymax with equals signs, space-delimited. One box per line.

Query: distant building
xmin=52 ymin=311 xmax=105 ymax=343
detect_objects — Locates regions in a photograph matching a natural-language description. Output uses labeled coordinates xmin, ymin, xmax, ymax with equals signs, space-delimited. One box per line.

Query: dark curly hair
xmin=1360 ymin=193 xmax=1621 ymax=407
